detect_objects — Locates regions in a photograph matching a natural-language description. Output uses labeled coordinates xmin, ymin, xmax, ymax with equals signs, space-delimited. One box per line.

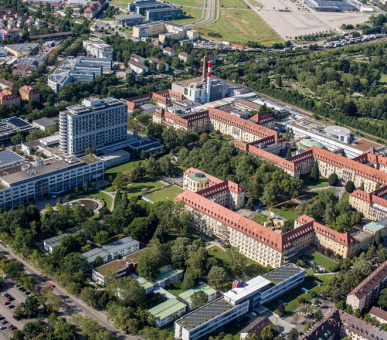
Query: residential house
xmin=0 ymin=90 xmax=20 ymax=106
xmin=149 ymin=57 xmax=169 ymax=72
xmin=0 ymin=79 xmax=16 ymax=90
xmin=178 ymin=51 xmax=189 ymax=62
xmin=19 ymin=85 xmax=40 ymax=102
xmin=163 ymin=47 xmax=175 ymax=56
xmin=130 ymin=54 xmax=144 ymax=64
xmin=128 ymin=60 xmax=148 ymax=74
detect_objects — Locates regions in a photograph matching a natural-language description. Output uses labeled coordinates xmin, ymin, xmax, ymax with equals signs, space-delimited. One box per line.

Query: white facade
xmin=59 ymin=98 xmax=128 ymax=155
xmin=175 ymin=299 xmax=249 ymax=340
xmin=0 ymin=156 xmax=104 ymax=211
xmin=43 ymin=234 xmax=70 ymax=253
xmin=128 ymin=60 xmax=148 ymax=74
xmin=83 ymin=38 xmax=113 ymax=59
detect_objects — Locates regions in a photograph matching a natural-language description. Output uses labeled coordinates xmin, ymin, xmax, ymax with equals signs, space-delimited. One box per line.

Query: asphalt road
xmin=194 ymin=0 xmax=218 ymax=26
xmin=0 ymin=244 xmax=134 ymax=340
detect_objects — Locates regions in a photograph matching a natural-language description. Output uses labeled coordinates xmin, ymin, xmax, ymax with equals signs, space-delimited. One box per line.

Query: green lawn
xmin=104 ymin=159 xmax=142 ymax=181
xmin=254 ymin=213 xmax=268 ymax=224
xmin=301 ymin=175 xmax=329 ymax=189
xmin=380 ymin=74 xmax=387 ymax=83
xmin=309 ymin=252 xmax=339 ymax=272
xmin=271 ymin=208 xmax=301 ymax=220
xmin=194 ymin=8 xmax=283 ymax=45
xmin=145 ymin=185 xmax=184 ymax=203
xmin=171 ymin=7 xmax=201 ymax=25
xmin=220 ymin=0 xmax=249 ymax=8
xmin=168 ymin=0 xmax=203 ymax=6
xmin=77 ymin=191 xmax=113 ymax=210
xmin=207 ymin=247 xmax=269 ymax=279
xmin=111 ymin=0 xmax=130 ymax=9
xmin=126 ymin=179 xmax=166 ymax=199
xmin=341 ymin=192 xmax=349 ymax=202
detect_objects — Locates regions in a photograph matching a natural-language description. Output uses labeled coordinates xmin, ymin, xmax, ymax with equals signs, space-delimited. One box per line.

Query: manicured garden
xmin=104 ymin=159 xmax=142 ymax=181
xmin=126 ymin=179 xmax=166 ymax=199
xmin=254 ymin=213 xmax=268 ymax=224
xmin=76 ymin=191 xmax=113 ymax=210
xmin=145 ymin=185 xmax=184 ymax=203
xmin=301 ymin=175 xmax=329 ymax=189
xmin=308 ymin=252 xmax=338 ymax=272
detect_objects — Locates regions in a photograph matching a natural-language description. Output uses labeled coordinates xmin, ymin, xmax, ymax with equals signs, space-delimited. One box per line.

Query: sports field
xmin=195 ymin=8 xmax=283 ymax=45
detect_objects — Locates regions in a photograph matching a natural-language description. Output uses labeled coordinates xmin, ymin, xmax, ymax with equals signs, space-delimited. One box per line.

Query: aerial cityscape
xmin=0 ymin=0 xmax=386 ymax=339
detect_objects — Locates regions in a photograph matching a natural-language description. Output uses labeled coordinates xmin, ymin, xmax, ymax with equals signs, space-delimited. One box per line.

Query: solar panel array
xmin=7 ymin=117 xmax=31 ymax=129
xmin=178 ymin=300 xmax=232 ymax=330
xmin=0 ymin=123 xmax=13 ymax=134
xmin=0 ymin=151 xmax=24 ymax=164
xmin=263 ymin=266 xmax=301 ymax=283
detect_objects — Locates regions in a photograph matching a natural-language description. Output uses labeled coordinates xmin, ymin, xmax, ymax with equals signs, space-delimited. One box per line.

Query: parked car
xmin=7 ymin=297 xmax=14 ymax=301
xmin=25 ymin=291 xmax=30 ymax=295
xmin=3 ymin=301 xmax=9 ymax=306
xmin=2 ymin=293 xmax=9 ymax=297
xmin=13 ymin=316 xmax=20 ymax=321
xmin=8 ymin=305 xmax=14 ymax=309
xmin=0 ymin=326 xmax=5 ymax=330
xmin=14 ymin=284 xmax=19 ymax=288
xmin=7 ymin=324 xmax=13 ymax=329
xmin=10 ymin=326 xmax=17 ymax=330
xmin=1 ymin=320 xmax=7 ymax=324
xmin=49 ymin=283 xmax=55 ymax=288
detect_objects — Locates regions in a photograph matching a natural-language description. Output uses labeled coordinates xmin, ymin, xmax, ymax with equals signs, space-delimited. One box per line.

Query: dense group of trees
xmin=299 ymin=190 xmax=361 ymax=233
xmin=178 ymin=139 xmax=303 ymax=208
xmin=216 ymin=42 xmax=387 ymax=139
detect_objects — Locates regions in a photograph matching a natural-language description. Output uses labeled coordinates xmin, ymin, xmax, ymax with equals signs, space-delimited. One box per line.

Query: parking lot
xmin=0 ymin=280 xmax=33 ymax=339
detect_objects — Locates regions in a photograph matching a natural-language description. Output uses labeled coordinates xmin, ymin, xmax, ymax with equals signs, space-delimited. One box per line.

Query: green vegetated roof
xmin=137 ymin=277 xmax=153 ymax=290
xmin=363 ymin=221 xmax=384 ymax=233
xmin=179 ymin=284 xmax=217 ymax=305
xmin=188 ymin=172 xmax=209 ymax=182
xmin=148 ymin=298 xmax=186 ymax=320
xmin=297 ymin=139 xmax=325 ymax=149
xmin=154 ymin=265 xmax=184 ymax=284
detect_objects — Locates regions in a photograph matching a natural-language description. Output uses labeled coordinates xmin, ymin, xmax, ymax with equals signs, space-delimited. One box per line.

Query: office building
xmin=302 ymin=309 xmax=387 ymax=340
xmin=59 ymin=97 xmax=127 ymax=156
xmin=83 ymin=38 xmax=113 ymax=59
xmin=48 ymin=56 xmax=112 ymax=92
xmin=134 ymin=2 xmax=170 ymax=15
xmin=132 ymin=21 xmax=197 ymax=41
xmin=114 ymin=14 xmax=144 ymax=26
xmin=346 ymin=261 xmax=387 ymax=311
xmin=82 ymin=237 xmax=140 ymax=264
xmin=304 ymin=0 xmax=357 ymax=12
xmin=43 ymin=234 xmax=70 ymax=253
xmin=149 ymin=298 xmax=187 ymax=327
xmin=145 ymin=7 xmax=183 ymax=21
xmin=0 ymin=155 xmax=104 ymax=210
xmin=175 ymin=298 xmax=249 ymax=340
xmin=4 ymin=43 xmax=39 ymax=57
xmin=0 ymin=117 xmax=36 ymax=143
xmin=128 ymin=0 xmax=157 ymax=12
xmin=287 ymin=118 xmax=384 ymax=159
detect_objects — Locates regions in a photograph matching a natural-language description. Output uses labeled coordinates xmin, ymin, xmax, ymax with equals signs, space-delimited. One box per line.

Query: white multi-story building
xmin=175 ymin=299 xmax=249 ymax=340
xmin=0 ymin=155 xmax=104 ymax=211
xmin=83 ymin=38 xmax=113 ymax=59
xmin=59 ymin=97 xmax=128 ymax=156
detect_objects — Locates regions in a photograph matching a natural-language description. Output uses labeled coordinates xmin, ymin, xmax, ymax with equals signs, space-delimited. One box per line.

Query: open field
xmin=220 ymin=0 xmax=248 ymax=8
xmin=168 ymin=0 xmax=203 ymax=6
xmin=171 ymin=7 xmax=202 ymax=24
xmin=271 ymin=208 xmax=300 ymax=220
xmin=194 ymin=8 xmax=283 ymax=45
xmin=309 ymin=252 xmax=338 ymax=272
xmin=145 ymin=185 xmax=184 ymax=202
xmin=112 ymin=0 xmax=130 ymax=9
xmin=127 ymin=178 xmax=166 ymax=199
xmin=253 ymin=0 xmax=372 ymax=40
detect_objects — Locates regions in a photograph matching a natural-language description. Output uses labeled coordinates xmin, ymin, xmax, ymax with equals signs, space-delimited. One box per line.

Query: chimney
xmin=206 ymin=61 xmax=212 ymax=103
xmin=202 ymin=56 xmax=206 ymax=81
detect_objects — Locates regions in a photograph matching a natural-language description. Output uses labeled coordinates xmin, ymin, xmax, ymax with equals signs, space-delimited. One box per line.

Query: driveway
xmin=259 ymin=310 xmax=294 ymax=334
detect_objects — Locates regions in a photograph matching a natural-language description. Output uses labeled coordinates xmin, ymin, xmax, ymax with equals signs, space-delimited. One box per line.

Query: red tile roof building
xmin=346 ymin=261 xmax=387 ymax=311
xmin=302 ymin=309 xmax=387 ymax=340
xmin=0 ymin=90 xmax=20 ymax=106
xmin=19 ymin=86 xmax=40 ymax=102
xmin=175 ymin=169 xmax=368 ymax=267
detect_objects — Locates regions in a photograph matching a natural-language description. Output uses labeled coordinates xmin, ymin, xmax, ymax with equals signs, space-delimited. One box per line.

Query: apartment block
xmin=346 ymin=261 xmax=387 ymax=311
xmin=302 ymin=309 xmax=387 ymax=340
xmin=59 ymin=97 xmax=127 ymax=156
xmin=19 ymin=85 xmax=40 ymax=102
xmin=0 ymin=90 xmax=20 ymax=106
xmin=145 ymin=8 xmax=183 ymax=21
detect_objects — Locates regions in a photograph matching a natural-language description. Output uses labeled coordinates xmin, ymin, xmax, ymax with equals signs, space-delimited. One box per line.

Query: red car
xmin=3 ymin=301 xmax=9 ymax=306
xmin=49 ymin=283 xmax=55 ymax=288
xmin=10 ymin=326 xmax=17 ymax=330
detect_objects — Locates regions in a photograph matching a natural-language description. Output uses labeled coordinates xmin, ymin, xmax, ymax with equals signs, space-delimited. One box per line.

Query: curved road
xmin=194 ymin=0 xmax=219 ymax=26
xmin=0 ymin=244 xmax=134 ymax=340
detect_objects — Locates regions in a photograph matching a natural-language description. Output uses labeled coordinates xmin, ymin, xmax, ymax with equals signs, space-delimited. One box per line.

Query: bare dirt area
xmin=252 ymin=0 xmax=372 ymax=39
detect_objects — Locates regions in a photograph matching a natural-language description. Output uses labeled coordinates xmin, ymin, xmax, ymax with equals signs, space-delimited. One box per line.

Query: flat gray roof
xmin=6 ymin=43 xmax=39 ymax=53
xmin=32 ymin=117 xmax=57 ymax=128
xmin=43 ymin=233 xmax=69 ymax=248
